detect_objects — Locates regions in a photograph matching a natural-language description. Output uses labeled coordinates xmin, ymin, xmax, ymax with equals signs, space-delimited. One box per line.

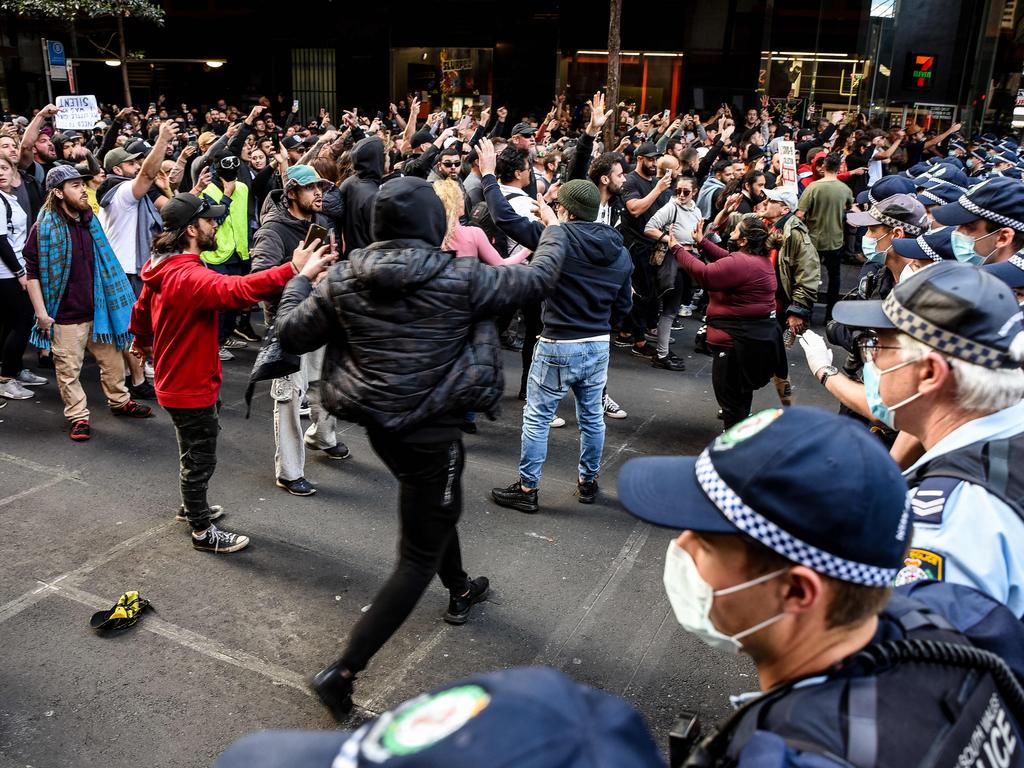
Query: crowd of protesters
xmin=4 ymin=84 xmax=1024 ymax=768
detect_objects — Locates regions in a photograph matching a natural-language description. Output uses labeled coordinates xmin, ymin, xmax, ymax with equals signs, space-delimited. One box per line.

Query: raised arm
xmin=132 ymin=121 xmax=178 ymax=200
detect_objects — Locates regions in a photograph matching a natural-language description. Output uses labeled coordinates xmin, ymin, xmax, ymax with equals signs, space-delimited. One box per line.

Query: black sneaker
xmin=444 ymin=577 xmax=490 ymax=625
xmin=631 ymin=343 xmax=656 ymax=358
xmin=652 ymin=352 xmax=686 ymax=371
xmin=176 ymin=504 xmax=225 ymax=522
xmin=459 ymin=420 xmax=478 ymax=434
xmin=311 ymin=662 xmax=354 ymax=721
xmin=517 ymin=390 xmax=527 ymax=402
xmin=323 ymin=443 xmax=351 ymax=460
xmin=191 ymin=525 xmax=250 ymax=553
xmin=491 ymin=479 xmax=539 ymax=513
xmin=128 ymin=379 xmax=156 ymax=399
xmin=577 ymin=479 xmax=598 ymax=504
xmin=232 ymin=323 xmax=261 ymax=343
xmin=277 ymin=477 xmax=317 ymax=496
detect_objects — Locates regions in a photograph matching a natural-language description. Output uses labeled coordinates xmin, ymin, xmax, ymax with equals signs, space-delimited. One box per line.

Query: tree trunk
xmin=116 ymin=13 xmax=131 ymax=107
xmin=604 ymin=0 xmax=622 ymax=149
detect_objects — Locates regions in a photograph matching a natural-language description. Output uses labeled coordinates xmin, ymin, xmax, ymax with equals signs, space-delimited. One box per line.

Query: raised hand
xmin=476 ymin=137 xmax=496 ymax=176
xmin=586 ymin=91 xmax=613 ymax=136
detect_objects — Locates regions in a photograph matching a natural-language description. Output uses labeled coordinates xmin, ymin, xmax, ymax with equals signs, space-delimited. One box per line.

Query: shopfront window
xmin=391 ymin=47 xmax=492 ymax=117
xmin=558 ymin=51 xmax=683 ymax=116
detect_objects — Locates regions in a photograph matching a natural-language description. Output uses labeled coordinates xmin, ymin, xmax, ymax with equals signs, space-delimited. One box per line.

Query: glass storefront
xmin=557 ymin=51 xmax=683 ymax=116
xmin=390 ymin=47 xmax=493 ymax=118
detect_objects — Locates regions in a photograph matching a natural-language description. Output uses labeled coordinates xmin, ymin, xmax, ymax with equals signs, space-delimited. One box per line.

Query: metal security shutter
xmin=291 ymin=48 xmax=336 ymax=125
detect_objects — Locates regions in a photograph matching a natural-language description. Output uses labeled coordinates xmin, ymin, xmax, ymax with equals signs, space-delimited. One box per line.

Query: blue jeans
xmin=519 ymin=340 xmax=609 ymax=488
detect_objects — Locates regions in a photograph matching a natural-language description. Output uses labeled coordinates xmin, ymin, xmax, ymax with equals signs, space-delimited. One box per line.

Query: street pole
xmin=116 ymin=14 xmax=131 ymax=107
xmin=604 ymin=0 xmax=622 ymax=149
xmin=40 ymin=38 xmax=54 ymax=104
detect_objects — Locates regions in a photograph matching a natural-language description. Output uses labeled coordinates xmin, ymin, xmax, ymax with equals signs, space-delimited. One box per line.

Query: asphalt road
xmin=0 ymin=307 xmax=843 ymax=768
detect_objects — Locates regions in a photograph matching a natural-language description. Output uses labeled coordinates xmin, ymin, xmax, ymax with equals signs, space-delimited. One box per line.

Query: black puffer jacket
xmin=250 ymin=188 xmax=332 ymax=323
xmin=275 ymin=177 xmax=567 ymax=439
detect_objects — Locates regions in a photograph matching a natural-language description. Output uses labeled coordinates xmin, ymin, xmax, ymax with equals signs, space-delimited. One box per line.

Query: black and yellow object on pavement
xmin=89 ymin=591 xmax=152 ymax=632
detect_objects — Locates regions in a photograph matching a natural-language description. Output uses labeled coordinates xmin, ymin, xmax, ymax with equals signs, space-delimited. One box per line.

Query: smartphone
xmin=304 ymin=223 xmax=328 ymax=248
xmin=149 ymin=102 xmax=156 ymax=111
xmin=663 ymin=109 xmax=670 ymax=118
xmin=292 ymin=99 xmax=300 ymax=112
xmin=689 ymin=109 xmax=695 ymax=116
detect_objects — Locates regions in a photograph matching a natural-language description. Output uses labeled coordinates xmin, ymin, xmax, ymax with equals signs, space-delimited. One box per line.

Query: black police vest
xmin=906 ymin=432 xmax=1024 ymax=522
xmin=684 ymin=597 xmax=1024 ymax=768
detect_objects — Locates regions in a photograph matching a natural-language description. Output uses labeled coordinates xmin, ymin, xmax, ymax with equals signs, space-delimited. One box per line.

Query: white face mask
xmin=663 ymin=540 xmax=787 ymax=654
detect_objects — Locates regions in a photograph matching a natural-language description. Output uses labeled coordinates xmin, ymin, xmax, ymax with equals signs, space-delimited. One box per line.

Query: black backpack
xmin=677 ymin=583 xmax=1024 ymax=768
xmin=468 ymin=191 xmax=527 ymax=259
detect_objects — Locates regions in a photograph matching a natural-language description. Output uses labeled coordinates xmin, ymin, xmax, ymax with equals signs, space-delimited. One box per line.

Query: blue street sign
xmin=47 ymin=40 xmax=65 ymax=67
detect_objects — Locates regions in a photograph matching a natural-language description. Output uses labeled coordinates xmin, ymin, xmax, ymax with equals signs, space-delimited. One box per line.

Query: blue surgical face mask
xmin=862 ymin=231 xmax=892 ymax=264
xmin=950 ymin=229 xmax=995 ymax=265
xmin=863 ymin=358 xmax=924 ymax=429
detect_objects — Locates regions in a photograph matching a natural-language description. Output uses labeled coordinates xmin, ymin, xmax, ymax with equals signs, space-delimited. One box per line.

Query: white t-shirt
xmin=498 ymin=182 xmax=535 ymax=260
xmin=98 ymin=180 xmax=141 ymax=275
xmin=0 ymin=189 xmax=28 ymax=280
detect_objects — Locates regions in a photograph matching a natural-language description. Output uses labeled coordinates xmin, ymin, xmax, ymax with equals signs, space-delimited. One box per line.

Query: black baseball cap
xmin=618 ymin=407 xmax=911 ymax=586
xmin=511 ymin=122 xmax=537 ymax=137
xmin=833 ymin=261 xmax=1024 ymax=370
xmin=160 ymin=193 xmax=226 ymax=230
xmin=281 ymin=135 xmax=304 ymax=151
xmin=635 ymin=141 xmax=660 ymax=158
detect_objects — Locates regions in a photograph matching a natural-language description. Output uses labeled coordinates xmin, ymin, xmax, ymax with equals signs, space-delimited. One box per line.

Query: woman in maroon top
xmin=670 ymin=212 xmax=785 ymax=428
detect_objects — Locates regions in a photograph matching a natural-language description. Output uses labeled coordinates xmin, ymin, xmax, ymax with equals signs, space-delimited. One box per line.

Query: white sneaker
xmin=144 ymin=361 xmax=155 ymax=378
xmin=550 ymin=416 xmax=566 ymax=428
xmin=223 ymin=337 xmax=247 ymax=349
xmin=603 ymin=393 xmax=628 ymax=419
xmin=0 ymin=379 xmax=34 ymax=399
xmin=218 ymin=347 xmax=234 ymax=361
xmin=676 ymin=304 xmax=694 ymax=318
xmin=15 ymin=369 xmax=47 ymax=387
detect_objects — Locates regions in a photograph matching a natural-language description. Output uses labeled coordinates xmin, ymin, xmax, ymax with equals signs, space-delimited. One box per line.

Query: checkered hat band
xmin=881 ymin=293 xmax=1013 ymax=369
xmin=932 ymin=179 xmax=967 ymax=193
xmin=868 ymin=205 xmax=925 ymax=237
xmin=694 ymin=451 xmax=898 ymax=587
xmin=916 ymin=236 xmax=943 ymax=262
xmin=957 ymin=194 xmax=1024 ymax=232
xmin=919 ymin=190 xmax=945 ymax=205
xmin=1010 ymin=254 xmax=1024 ymax=272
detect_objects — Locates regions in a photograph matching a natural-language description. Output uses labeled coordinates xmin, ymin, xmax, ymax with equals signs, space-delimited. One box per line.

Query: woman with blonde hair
xmin=432 ymin=178 xmax=528 ymax=265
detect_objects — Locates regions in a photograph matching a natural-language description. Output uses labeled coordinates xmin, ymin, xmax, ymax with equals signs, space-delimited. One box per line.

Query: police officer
xmin=618 ymin=406 xmax=1024 ymax=766
xmin=932 ymin=175 xmax=1024 ymax=265
xmin=986 ymin=250 xmax=1024 ymax=303
xmin=831 ymin=263 xmax=1024 ymax=616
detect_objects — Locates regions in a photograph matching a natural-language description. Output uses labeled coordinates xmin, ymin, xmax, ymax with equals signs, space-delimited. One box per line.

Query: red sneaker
xmin=111 ymin=400 xmax=154 ymax=418
xmin=69 ymin=420 xmax=91 ymax=441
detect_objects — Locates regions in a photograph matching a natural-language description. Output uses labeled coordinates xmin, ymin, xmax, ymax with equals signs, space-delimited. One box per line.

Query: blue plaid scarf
xmin=29 ymin=208 xmax=135 ymax=351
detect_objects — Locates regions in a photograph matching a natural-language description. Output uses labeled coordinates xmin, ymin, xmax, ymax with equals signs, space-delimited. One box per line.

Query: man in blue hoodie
xmin=478 ymin=139 xmax=633 ymax=512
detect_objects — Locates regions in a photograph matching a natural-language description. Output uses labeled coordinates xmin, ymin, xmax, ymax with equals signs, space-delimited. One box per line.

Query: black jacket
xmin=337 ymin=137 xmax=384 ymax=256
xmin=275 ymin=177 xmax=567 ymax=438
xmin=400 ymin=144 xmax=440 ymax=179
xmin=250 ymin=189 xmax=332 ymax=323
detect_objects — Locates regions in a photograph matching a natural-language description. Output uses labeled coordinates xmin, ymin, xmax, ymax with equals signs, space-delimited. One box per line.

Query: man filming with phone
xmin=251 ymin=165 xmax=350 ymax=498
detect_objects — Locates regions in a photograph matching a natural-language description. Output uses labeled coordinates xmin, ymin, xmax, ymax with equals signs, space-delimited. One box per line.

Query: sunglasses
xmin=440 ymin=161 xmax=460 ymax=168
xmin=676 ymin=189 xmax=693 ymax=197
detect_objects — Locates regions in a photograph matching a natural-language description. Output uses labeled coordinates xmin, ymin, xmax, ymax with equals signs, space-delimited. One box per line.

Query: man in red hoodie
xmin=129 ymin=193 xmax=333 ymax=553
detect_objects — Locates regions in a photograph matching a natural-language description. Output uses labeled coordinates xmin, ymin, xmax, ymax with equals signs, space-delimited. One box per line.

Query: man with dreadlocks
xmin=24 ymin=165 xmax=153 ymax=441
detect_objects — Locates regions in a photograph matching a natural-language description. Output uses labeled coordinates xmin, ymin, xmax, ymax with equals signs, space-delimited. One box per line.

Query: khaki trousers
xmin=51 ymin=321 xmax=129 ymax=421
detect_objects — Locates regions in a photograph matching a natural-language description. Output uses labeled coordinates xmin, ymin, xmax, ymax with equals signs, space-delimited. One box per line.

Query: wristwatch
xmin=817 ymin=365 xmax=840 ymax=386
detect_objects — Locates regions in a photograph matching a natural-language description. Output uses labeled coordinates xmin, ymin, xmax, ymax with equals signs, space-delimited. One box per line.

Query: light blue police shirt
xmin=900 ymin=400 xmax=1024 ymax=618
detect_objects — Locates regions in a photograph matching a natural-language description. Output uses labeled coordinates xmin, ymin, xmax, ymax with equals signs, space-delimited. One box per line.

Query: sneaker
xmin=69 ymin=419 xmax=90 ymax=441
xmin=311 ymin=662 xmax=354 ymax=721
xmin=277 ymin=477 xmax=317 ymax=496
xmin=631 ymin=343 xmax=656 ymax=359
xmin=550 ymin=416 xmax=566 ymax=428
xmin=232 ymin=323 xmax=261 ymax=343
xmin=191 ymin=524 xmax=250 ymax=553
xmin=303 ymin=440 xmax=352 ymax=460
xmin=0 ymin=379 xmax=34 ymax=400
xmin=15 ymin=369 xmax=47 ymax=387
xmin=444 ymin=576 xmax=490 ymax=625
xmin=603 ymin=393 xmax=627 ymax=419
xmin=223 ymin=337 xmax=247 ymax=349
xmin=128 ymin=379 xmax=156 ymax=399
xmin=144 ymin=361 xmax=155 ymax=378
xmin=652 ymin=352 xmax=687 ymax=371
xmin=299 ymin=399 xmax=311 ymax=418
xmin=613 ymin=333 xmax=635 ymax=348
xmin=677 ymin=304 xmax=695 ymax=318
xmin=671 ymin=318 xmax=687 ymax=331
xmin=111 ymin=400 xmax=154 ymax=418
xmin=218 ymin=347 xmax=234 ymax=361
xmin=773 ymin=376 xmax=794 ymax=407
xmin=459 ymin=419 xmax=478 ymax=434
xmin=175 ymin=504 xmax=225 ymax=522
xmin=491 ymin=479 xmax=539 ymax=514
xmin=577 ymin=478 xmax=598 ymax=504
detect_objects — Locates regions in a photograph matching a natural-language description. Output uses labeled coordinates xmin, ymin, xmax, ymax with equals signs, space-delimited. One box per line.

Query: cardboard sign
xmin=55 ymin=95 xmax=99 ymax=130
xmin=778 ymin=140 xmax=798 ymax=190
